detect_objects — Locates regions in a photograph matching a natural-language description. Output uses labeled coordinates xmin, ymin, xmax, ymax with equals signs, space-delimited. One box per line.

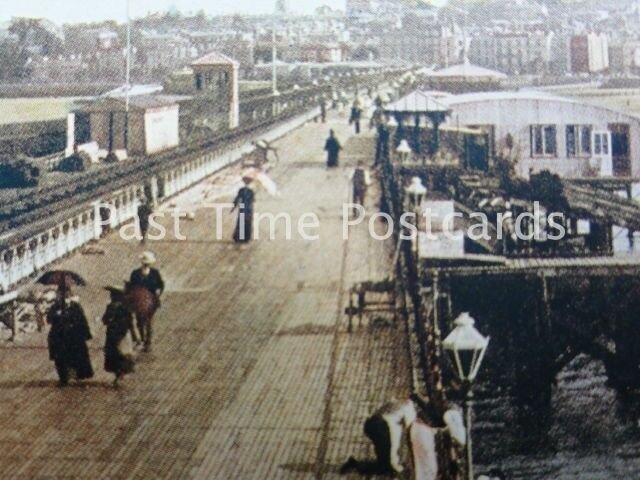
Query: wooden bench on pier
xmin=344 ymin=278 xmax=397 ymax=332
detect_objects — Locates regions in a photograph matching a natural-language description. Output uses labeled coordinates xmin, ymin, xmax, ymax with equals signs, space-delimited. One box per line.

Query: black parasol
xmin=37 ymin=271 xmax=87 ymax=310
xmin=37 ymin=270 xmax=87 ymax=289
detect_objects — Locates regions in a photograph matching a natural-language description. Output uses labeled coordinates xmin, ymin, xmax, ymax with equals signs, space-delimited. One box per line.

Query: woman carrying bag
xmin=102 ymin=286 xmax=137 ymax=387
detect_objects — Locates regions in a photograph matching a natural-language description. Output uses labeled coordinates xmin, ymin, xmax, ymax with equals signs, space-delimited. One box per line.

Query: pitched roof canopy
xmin=76 ymin=95 xmax=190 ymax=113
xmin=192 ymin=51 xmax=239 ymax=67
xmin=384 ymin=90 xmax=451 ymax=114
xmin=429 ymin=62 xmax=508 ymax=80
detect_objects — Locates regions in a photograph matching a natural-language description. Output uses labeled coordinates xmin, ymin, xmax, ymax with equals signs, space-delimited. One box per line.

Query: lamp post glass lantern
xmin=443 ymin=312 xmax=489 ymax=382
xmin=405 ymin=176 xmax=426 ymax=209
xmin=396 ymin=139 xmax=412 ymax=163
xmin=404 ymin=176 xmax=427 ymax=258
xmin=442 ymin=312 xmax=489 ymax=480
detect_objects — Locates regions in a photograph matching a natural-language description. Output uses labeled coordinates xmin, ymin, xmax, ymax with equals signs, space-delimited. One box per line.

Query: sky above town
xmin=0 ymin=0 xmax=334 ymax=24
xmin=0 ymin=0 xmax=449 ymax=25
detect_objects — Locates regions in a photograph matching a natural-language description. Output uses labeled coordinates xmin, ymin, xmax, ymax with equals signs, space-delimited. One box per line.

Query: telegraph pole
xmin=125 ymin=0 xmax=131 ymax=149
xmin=272 ymin=11 xmax=277 ymax=95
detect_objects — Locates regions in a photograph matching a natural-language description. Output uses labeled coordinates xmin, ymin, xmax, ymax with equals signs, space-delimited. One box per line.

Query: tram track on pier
xmin=0 ymin=114 xmax=306 ymax=237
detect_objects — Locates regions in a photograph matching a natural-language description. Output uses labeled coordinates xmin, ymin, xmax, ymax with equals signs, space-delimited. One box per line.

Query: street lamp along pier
xmin=442 ymin=312 xmax=490 ymax=480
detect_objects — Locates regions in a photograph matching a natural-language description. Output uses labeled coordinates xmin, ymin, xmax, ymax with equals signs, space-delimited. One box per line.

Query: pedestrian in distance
xmin=99 ymin=205 xmax=112 ymax=237
xmin=102 ymin=286 xmax=137 ymax=387
xmin=231 ymin=176 xmax=256 ymax=243
xmin=349 ymin=101 xmax=362 ymax=134
xmin=320 ymin=98 xmax=327 ymax=123
xmin=369 ymin=104 xmax=383 ymax=131
xmin=349 ymin=160 xmax=372 ymax=216
xmin=137 ymin=197 xmax=153 ymax=244
xmin=325 ymin=129 xmax=342 ymax=168
xmin=375 ymin=124 xmax=390 ymax=167
xmin=47 ymin=289 xmax=94 ymax=387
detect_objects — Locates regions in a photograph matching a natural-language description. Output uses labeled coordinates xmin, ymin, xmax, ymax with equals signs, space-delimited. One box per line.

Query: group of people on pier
xmin=324 ymin=101 xmax=373 ymax=215
xmin=340 ymin=395 xmax=505 ymax=480
xmin=45 ymin=96 xmax=375 ymax=386
xmin=46 ymin=251 xmax=164 ymax=387
xmin=226 ymin=95 xmax=376 ymax=245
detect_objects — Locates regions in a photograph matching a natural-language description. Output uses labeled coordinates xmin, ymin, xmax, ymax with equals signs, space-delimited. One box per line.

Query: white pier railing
xmin=0 ymin=108 xmax=320 ymax=293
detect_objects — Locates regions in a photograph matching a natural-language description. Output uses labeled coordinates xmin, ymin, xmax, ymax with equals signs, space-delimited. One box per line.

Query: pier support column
xmin=603 ymin=276 xmax=640 ymax=393
xmin=514 ymin=275 xmax=554 ymax=413
xmin=626 ymin=184 xmax=635 ymax=248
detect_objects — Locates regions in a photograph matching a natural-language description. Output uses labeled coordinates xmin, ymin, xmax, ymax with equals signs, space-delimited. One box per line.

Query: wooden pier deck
xmin=0 ymin=115 xmax=412 ymax=479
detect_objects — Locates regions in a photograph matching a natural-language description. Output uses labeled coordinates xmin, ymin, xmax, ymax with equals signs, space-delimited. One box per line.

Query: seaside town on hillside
xmin=2 ymin=1 xmax=640 ymax=479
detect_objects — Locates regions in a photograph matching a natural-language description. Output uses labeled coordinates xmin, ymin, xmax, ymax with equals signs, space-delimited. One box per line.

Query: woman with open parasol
xmin=40 ymin=270 xmax=94 ymax=387
xmin=230 ymin=168 xmax=279 ymax=243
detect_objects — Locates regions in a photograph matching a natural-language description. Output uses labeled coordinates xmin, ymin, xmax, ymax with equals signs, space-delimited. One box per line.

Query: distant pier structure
xmin=72 ymin=94 xmax=183 ymax=158
xmin=65 ymin=51 xmax=241 ymax=161
xmin=190 ymin=52 xmax=240 ymax=130
xmin=376 ymin=88 xmax=640 ymax=431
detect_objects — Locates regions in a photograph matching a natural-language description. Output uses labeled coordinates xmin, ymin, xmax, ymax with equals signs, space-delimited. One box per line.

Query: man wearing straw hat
xmin=129 ymin=251 xmax=164 ymax=305
xmin=128 ymin=252 xmax=164 ymax=351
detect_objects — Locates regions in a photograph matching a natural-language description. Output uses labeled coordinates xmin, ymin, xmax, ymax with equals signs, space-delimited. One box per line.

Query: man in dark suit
xmin=137 ymin=197 xmax=153 ymax=244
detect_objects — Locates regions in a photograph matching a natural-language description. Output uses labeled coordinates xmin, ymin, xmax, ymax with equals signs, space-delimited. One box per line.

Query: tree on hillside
xmin=0 ymin=39 xmax=29 ymax=80
xmin=0 ymin=18 xmax=64 ymax=80
xmin=9 ymin=18 xmax=64 ymax=56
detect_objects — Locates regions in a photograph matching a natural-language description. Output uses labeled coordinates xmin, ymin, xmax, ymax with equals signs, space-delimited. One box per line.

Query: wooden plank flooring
xmin=0 ymin=114 xmax=412 ymax=479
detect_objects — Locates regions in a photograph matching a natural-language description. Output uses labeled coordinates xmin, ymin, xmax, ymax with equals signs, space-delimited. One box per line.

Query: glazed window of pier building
xmin=566 ymin=125 xmax=592 ymax=157
xmin=530 ymin=125 xmax=557 ymax=157
xmin=593 ymin=132 xmax=609 ymax=155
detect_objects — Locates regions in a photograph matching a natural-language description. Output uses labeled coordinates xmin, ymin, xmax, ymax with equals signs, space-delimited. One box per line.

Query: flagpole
xmin=272 ymin=11 xmax=277 ymax=95
xmin=125 ymin=0 xmax=131 ymax=149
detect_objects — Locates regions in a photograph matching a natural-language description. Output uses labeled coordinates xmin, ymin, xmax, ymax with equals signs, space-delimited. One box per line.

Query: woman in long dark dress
xmin=47 ymin=292 xmax=94 ymax=387
xmin=325 ymin=129 xmax=342 ymax=167
xmin=102 ymin=287 xmax=137 ymax=386
xmin=232 ymin=178 xmax=255 ymax=243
